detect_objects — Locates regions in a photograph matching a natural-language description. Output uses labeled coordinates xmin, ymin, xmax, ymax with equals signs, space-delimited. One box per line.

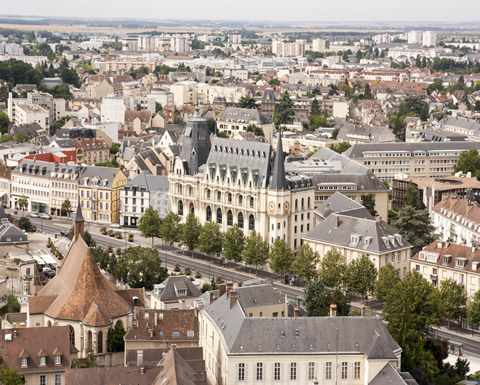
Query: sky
xmin=1 ymin=0 xmax=480 ymax=23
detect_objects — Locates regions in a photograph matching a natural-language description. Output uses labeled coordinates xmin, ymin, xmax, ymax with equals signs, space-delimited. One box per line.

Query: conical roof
xmin=270 ymin=132 xmax=288 ymax=190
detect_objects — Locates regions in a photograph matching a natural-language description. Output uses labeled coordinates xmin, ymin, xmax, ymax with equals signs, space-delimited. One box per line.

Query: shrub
xmin=184 ymin=266 xmax=192 ymax=275
xmin=173 ymin=263 xmax=180 ymax=272
xmin=194 ymin=270 xmax=202 ymax=278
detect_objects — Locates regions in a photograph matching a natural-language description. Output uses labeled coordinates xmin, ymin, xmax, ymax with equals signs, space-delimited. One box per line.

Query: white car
xmin=39 ymin=213 xmax=51 ymax=219
xmin=109 ymin=223 xmax=121 ymax=228
xmin=30 ymin=213 xmax=40 ymax=218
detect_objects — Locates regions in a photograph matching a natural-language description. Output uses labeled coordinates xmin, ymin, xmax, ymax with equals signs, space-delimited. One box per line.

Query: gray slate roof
xmin=370 ymin=363 xmax=417 ymax=385
xmin=344 ymin=141 xmax=480 ymax=159
xmin=154 ymin=275 xmax=202 ymax=302
xmin=304 ymin=213 xmax=411 ymax=254
xmin=315 ymin=192 xmax=372 ymax=220
xmin=337 ymin=123 xmax=394 ymax=143
xmin=216 ymin=107 xmax=270 ymax=125
xmin=202 ymin=291 xmax=401 ymax=357
xmin=78 ymin=166 xmax=123 ymax=187
xmin=125 ymin=171 xmax=169 ymax=192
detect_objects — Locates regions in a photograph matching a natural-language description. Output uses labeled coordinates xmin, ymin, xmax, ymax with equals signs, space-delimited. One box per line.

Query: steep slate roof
xmin=125 ymin=171 xmax=169 ymax=193
xmin=370 ymin=363 xmax=417 ymax=385
xmin=153 ymin=275 xmax=201 ymax=302
xmin=29 ymin=235 xmax=132 ymax=325
xmin=152 ymin=348 xmax=206 ymax=385
xmin=78 ymin=165 xmax=123 ymax=188
xmin=270 ymin=134 xmax=288 ymax=190
xmin=304 ymin=213 xmax=411 ymax=254
xmin=202 ymin=292 xmax=400 ymax=357
xmin=216 ymin=107 xmax=271 ymax=125
xmin=65 ymin=366 xmax=162 ymax=385
xmin=314 ymin=192 xmax=372 ymax=220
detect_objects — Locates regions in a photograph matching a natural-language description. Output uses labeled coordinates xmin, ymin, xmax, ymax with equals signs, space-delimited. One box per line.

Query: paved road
xmin=26 ymin=215 xmax=480 ymax=357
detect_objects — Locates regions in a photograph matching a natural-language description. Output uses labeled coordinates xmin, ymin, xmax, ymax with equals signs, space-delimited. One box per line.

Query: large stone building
xmin=27 ymin=207 xmax=144 ymax=357
xmin=169 ymin=108 xmax=314 ymax=251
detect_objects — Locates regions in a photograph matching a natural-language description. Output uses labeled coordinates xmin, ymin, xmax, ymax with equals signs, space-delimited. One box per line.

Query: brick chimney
xmin=294 ymin=306 xmax=300 ymax=318
xmin=226 ymin=281 xmax=233 ymax=298
xmin=378 ymin=217 xmax=382 ymax=228
xmin=330 ymin=304 xmax=337 ymax=317
xmin=361 ymin=304 xmax=365 ymax=317
xmin=219 ymin=283 xmax=226 ymax=297
xmin=334 ymin=215 xmax=339 ymax=229
xmin=230 ymin=290 xmax=238 ymax=309
xmin=209 ymin=292 xmax=215 ymax=304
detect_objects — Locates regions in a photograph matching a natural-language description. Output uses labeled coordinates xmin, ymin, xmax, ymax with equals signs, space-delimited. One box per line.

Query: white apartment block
xmin=407 ymin=31 xmax=423 ymax=44
xmin=422 ymin=31 xmax=437 ymax=47
xmin=312 ymin=38 xmax=326 ymax=52
xmin=14 ymin=104 xmax=49 ymax=130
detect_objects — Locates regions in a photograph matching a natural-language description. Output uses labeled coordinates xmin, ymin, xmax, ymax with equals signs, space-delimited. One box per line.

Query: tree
xmin=361 ymin=194 xmax=377 ymax=217
xmin=138 ymin=205 xmax=162 ymax=247
xmin=439 ymin=278 xmax=467 ymax=329
xmin=319 ymin=248 xmax=346 ymax=289
xmin=224 ymin=225 xmax=245 ymax=265
xmin=310 ymin=98 xmax=321 ymax=117
xmin=18 ymin=217 xmax=34 ymax=232
xmin=0 ymin=294 xmax=21 ymax=315
xmin=274 ymin=91 xmax=294 ymax=126
xmin=198 ymin=221 xmax=223 ymax=258
xmin=345 ymin=254 xmax=377 ymax=301
xmin=331 ymin=289 xmax=351 ymax=316
xmin=375 ymin=263 xmax=400 ymax=301
xmin=173 ymin=114 xmax=185 ymax=125
xmin=0 ymin=364 xmax=25 ymax=385
xmin=0 ymin=108 xmax=9 ymax=135
xmin=467 ymin=289 xmax=480 ymax=328
xmin=15 ymin=132 xmax=29 ymax=143
xmin=454 ymin=148 xmax=480 ymax=179
xmin=331 ymin=142 xmax=351 ymax=154
xmin=17 ymin=195 xmax=28 ymax=211
xmin=160 ymin=212 xmax=182 ymax=247
xmin=53 ymin=116 xmax=69 ymax=134
xmin=309 ymin=114 xmax=327 ymax=130
xmin=207 ymin=118 xmax=217 ymax=134
xmin=242 ymin=230 xmax=269 ymax=275
xmin=269 ymin=239 xmax=294 ymax=278
xmin=383 ymin=271 xmax=445 ymax=375
xmin=83 ymin=230 xmax=96 ymax=247
xmin=181 ymin=213 xmax=201 ymax=255
xmin=237 ymin=95 xmax=257 ymax=109
xmin=60 ymin=67 xmax=81 ymax=88
xmin=404 ymin=182 xmax=420 ymax=208
xmin=73 ymin=344 xmax=99 ymax=368
xmin=291 ymin=244 xmax=319 ymax=282
xmin=61 ymin=198 xmax=73 ymax=217
xmin=108 ymin=325 xmax=126 ymax=352
xmin=304 ymin=280 xmax=331 ymax=316
xmin=246 ymin=124 xmax=264 ymax=136
xmin=155 ymin=102 xmax=163 ymax=113
xmin=356 ymin=50 xmax=363 ymax=62
xmin=364 ymin=83 xmax=373 ymax=100
xmin=392 ymin=205 xmax=437 ymax=254
xmin=116 ymin=246 xmax=168 ymax=290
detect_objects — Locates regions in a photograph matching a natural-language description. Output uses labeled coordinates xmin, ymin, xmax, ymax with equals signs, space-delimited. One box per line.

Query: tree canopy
xmin=198 ymin=221 xmax=223 ymax=257
xmin=274 ymin=92 xmax=294 ymax=126
xmin=361 ymin=194 xmax=377 ymax=217
xmin=160 ymin=211 xmax=182 ymax=246
xmin=291 ymin=244 xmax=319 ymax=282
xmin=223 ymin=225 xmax=245 ymax=264
xmin=237 ymin=95 xmax=257 ymax=109
xmin=345 ymin=254 xmax=377 ymax=301
xmin=269 ymin=239 xmax=294 ymax=277
xmin=439 ymin=279 xmax=467 ymax=328
xmin=138 ymin=205 xmax=162 ymax=247
xmin=181 ymin=213 xmax=201 ymax=254
xmin=318 ymin=248 xmax=346 ymax=289
xmin=374 ymin=263 xmax=400 ymax=301
xmin=304 ymin=280 xmax=331 ymax=316
xmin=242 ymin=230 xmax=269 ymax=274
xmin=453 ymin=148 xmax=480 ymax=179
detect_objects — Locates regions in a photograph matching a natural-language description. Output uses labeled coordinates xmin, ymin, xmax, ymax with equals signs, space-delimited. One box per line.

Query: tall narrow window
xmin=238 ymin=212 xmax=244 ymax=229
xmin=341 ymin=362 xmax=348 ymax=379
xmin=308 ymin=362 xmax=315 ymax=380
xmin=290 ymin=362 xmax=297 ymax=380
xmin=274 ymin=363 xmax=281 ymax=381
xmin=249 ymin=214 xmax=255 ymax=230
xmin=217 ymin=208 xmax=222 ymax=224
xmin=237 ymin=363 xmax=246 ymax=381
xmin=256 ymin=363 xmax=263 ymax=381
xmin=206 ymin=206 xmax=212 ymax=222
xmin=227 ymin=210 xmax=233 ymax=226
xmin=354 ymin=362 xmax=361 ymax=379
xmin=325 ymin=362 xmax=332 ymax=380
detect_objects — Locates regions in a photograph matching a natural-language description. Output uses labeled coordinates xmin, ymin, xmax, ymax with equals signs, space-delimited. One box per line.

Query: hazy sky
xmin=1 ymin=0 xmax=480 ymax=22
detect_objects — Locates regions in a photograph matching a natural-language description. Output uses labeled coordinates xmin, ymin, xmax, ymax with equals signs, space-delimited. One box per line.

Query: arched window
xmin=87 ymin=331 xmax=92 ymax=348
xmin=98 ymin=331 xmax=103 ymax=354
xmin=239 ymin=195 xmax=243 ymax=206
xmin=249 ymin=214 xmax=255 ymax=230
xmin=107 ymin=328 xmax=113 ymax=352
xmin=207 ymin=189 xmax=211 ymax=200
xmin=238 ymin=212 xmax=244 ymax=229
xmin=308 ymin=197 xmax=311 ymax=208
xmin=69 ymin=326 xmax=75 ymax=348
xmin=227 ymin=210 xmax=233 ymax=226
xmin=206 ymin=206 xmax=212 ymax=222
xmin=189 ymin=202 xmax=194 ymax=214
xmin=295 ymin=199 xmax=298 ymax=209
xmin=301 ymin=198 xmax=304 ymax=208
xmin=178 ymin=200 xmax=183 ymax=216
xmin=217 ymin=208 xmax=222 ymax=224
xmin=115 ymin=320 xmax=124 ymax=329
xmin=250 ymin=197 xmax=254 ymax=208
xmin=228 ymin=193 xmax=232 ymax=203
xmin=47 ymin=320 xmax=52 ymax=327
xmin=217 ymin=191 xmax=221 ymax=202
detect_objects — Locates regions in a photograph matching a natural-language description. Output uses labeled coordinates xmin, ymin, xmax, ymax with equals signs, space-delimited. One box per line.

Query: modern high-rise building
xmin=422 ymin=31 xmax=437 ymax=47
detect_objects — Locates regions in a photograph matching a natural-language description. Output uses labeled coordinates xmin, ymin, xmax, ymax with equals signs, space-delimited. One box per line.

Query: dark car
xmin=45 ymin=271 xmax=56 ymax=279
xmin=59 ymin=230 xmax=69 ymax=236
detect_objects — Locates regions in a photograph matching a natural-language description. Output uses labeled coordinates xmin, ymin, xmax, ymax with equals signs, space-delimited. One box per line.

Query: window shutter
xmin=315 ymin=363 xmax=318 ymax=380
xmin=322 ymin=363 xmax=326 ymax=380
xmin=245 ymin=363 xmax=248 ymax=382
xmin=280 ymin=363 xmax=283 ymax=381
xmin=348 ymin=362 xmax=353 ymax=380
xmin=236 ymin=364 xmax=239 ymax=382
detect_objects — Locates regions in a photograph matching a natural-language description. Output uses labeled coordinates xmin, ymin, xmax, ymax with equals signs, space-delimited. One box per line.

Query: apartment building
xmin=72 ymin=138 xmax=110 ymax=165
xmin=215 ymin=107 xmax=275 ymax=141
xmin=50 ymin=163 xmax=81 ymax=217
xmin=11 ymin=159 xmax=55 ymax=213
xmin=344 ymin=142 xmax=480 ymax=183
xmin=78 ymin=166 xmax=127 ymax=223
xmin=198 ymin=286 xmax=411 ymax=385
xmin=14 ymin=104 xmax=49 ymax=130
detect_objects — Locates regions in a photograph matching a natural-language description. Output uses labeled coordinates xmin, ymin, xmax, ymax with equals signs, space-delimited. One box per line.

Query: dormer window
xmin=40 ymin=356 xmax=46 ymax=366
xmin=55 ymin=355 xmax=61 ymax=365
xmin=443 ymin=255 xmax=452 ymax=265
xmin=21 ymin=357 xmax=28 ymax=368
xmin=456 ymin=258 xmax=467 ymax=269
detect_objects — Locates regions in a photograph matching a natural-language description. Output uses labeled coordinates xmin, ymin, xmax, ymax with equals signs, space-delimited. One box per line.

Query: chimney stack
xmin=294 ymin=306 xmax=300 ymax=318
xmin=226 ymin=281 xmax=233 ymax=298
xmin=378 ymin=217 xmax=382 ymax=228
xmin=209 ymin=292 xmax=215 ymax=304
xmin=334 ymin=215 xmax=339 ymax=229
xmin=230 ymin=290 xmax=238 ymax=309
xmin=361 ymin=304 xmax=365 ymax=317
xmin=219 ymin=283 xmax=226 ymax=297
xmin=330 ymin=304 xmax=337 ymax=317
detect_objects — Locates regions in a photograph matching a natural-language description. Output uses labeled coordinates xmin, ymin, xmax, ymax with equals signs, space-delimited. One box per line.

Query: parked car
xmin=59 ymin=230 xmax=69 ymax=236
xmin=45 ymin=270 xmax=56 ymax=278
xmin=39 ymin=213 xmax=51 ymax=219
xmin=109 ymin=223 xmax=121 ymax=228
xmin=30 ymin=213 xmax=39 ymax=218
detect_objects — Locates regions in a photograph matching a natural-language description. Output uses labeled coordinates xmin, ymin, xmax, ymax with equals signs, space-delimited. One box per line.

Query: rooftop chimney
xmin=330 ymin=304 xmax=337 ymax=317
xmin=226 ymin=281 xmax=233 ymax=298
xmin=294 ymin=306 xmax=300 ymax=318
xmin=219 ymin=283 xmax=226 ymax=297
xmin=230 ymin=290 xmax=238 ymax=309
xmin=361 ymin=304 xmax=365 ymax=317
xmin=334 ymin=215 xmax=339 ymax=229
xmin=209 ymin=292 xmax=215 ymax=304
xmin=378 ymin=217 xmax=382 ymax=228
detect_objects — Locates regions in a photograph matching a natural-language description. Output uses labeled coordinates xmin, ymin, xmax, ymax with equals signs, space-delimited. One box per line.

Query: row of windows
xmin=237 ymin=361 xmax=361 ymax=381
xmin=13 ymin=187 xmax=48 ymax=196
xmin=80 ymin=200 xmax=110 ymax=210
xmin=52 ymin=182 xmax=77 ymax=189
xmin=80 ymin=190 xmax=110 ymax=200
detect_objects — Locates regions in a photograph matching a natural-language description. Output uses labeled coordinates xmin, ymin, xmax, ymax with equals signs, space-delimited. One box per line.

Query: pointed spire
xmin=193 ymin=103 xmax=201 ymax=118
xmin=74 ymin=202 xmax=84 ymax=241
xmin=75 ymin=203 xmax=84 ymax=222
xmin=271 ymin=131 xmax=288 ymax=190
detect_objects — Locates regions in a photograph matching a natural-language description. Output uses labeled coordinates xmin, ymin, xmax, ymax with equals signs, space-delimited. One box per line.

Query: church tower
xmin=74 ymin=203 xmax=84 ymax=242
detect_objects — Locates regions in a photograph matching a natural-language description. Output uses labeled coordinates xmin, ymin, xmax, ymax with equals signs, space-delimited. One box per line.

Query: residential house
xmin=303 ymin=209 xmax=412 ymax=278
xmin=0 ymin=326 xmax=77 ymax=385
xmin=78 ymin=166 xmax=128 ymax=223
xmin=0 ymin=164 xmax=11 ymax=206
xmin=150 ymin=275 xmax=202 ymax=310
xmin=124 ymin=110 xmax=152 ymax=134
xmin=120 ymin=171 xmax=170 ymax=226
xmin=72 ymin=138 xmax=110 ymax=166
xmin=337 ymin=123 xmax=396 ymax=144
